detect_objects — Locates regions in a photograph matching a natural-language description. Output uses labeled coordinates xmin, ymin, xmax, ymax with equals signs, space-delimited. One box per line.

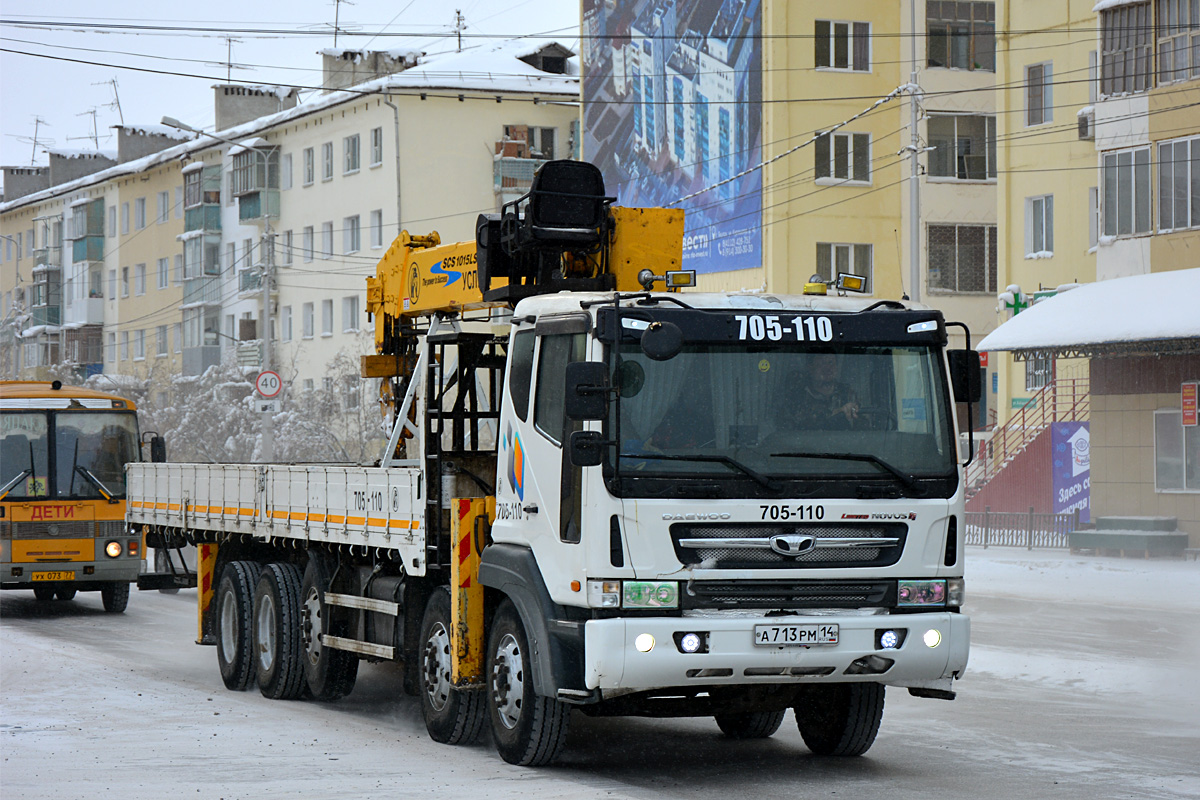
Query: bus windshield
xmin=0 ymin=411 xmax=139 ymax=500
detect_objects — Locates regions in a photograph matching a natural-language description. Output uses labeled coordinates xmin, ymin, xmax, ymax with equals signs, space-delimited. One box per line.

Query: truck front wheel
xmin=216 ymin=560 xmax=261 ymax=690
xmin=486 ymin=600 xmax=570 ymax=766
xmin=714 ymin=709 xmax=787 ymax=739
xmin=794 ymin=683 xmax=884 ymax=756
xmin=419 ymin=587 xmax=486 ymax=744
xmin=253 ymin=563 xmax=307 ymax=700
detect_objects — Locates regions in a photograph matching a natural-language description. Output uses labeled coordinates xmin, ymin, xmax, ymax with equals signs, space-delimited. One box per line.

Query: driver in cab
xmin=794 ymin=350 xmax=860 ymax=430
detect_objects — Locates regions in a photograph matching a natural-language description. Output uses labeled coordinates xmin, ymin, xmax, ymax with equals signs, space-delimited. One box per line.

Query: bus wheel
xmin=101 ymin=583 xmax=130 ymax=613
xmin=55 ymin=588 xmax=78 ymax=601
xmin=794 ymin=684 xmax=884 ymax=756
xmin=714 ymin=709 xmax=787 ymax=739
xmin=253 ymin=563 xmax=306 ymax=700
xmin=419 ymin=587 xmax=486 ymax=744
xmin=487 ymin=600 xmax=570 ymax=766
xmin=33 ymin=586 xmax=55 ymax=602
xmin=300 ymin=558 xmax=358 ymax=701
xmin=216 ymin=561 xmax=261 ymax=690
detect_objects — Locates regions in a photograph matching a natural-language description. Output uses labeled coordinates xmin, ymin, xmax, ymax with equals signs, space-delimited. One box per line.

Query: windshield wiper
xmin=621 ymin=452 xmax=780 ymax=492
xmin=770 ymin=451 xmax=920 ymax=493
xmin=0 ymin=469 xmax=32 ymax=500
xmin=75 ymin=465 xmax=118 ymax=503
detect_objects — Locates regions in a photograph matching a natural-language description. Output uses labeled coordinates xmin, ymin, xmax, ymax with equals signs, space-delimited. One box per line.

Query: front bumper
xmin=583 ymin=611 xmax=969 ymax=692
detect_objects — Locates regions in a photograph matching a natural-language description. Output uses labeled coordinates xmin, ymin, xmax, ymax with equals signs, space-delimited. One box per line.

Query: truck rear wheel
xmin=487 ymin=601 xmax=570 ymax=766
xmin=419 ymin=587 xmax=486 ymax=744
xmin=714 ymin=709 xmax=787 ymax=739
xmin=794 ymin=684 xmax=884 ymax=756
xmin=101 ymin=582 xmax=130 ymax=613
xmin=300 ymin=559 xmax=358 ymax=701
xmin=217 ymin=560 xmax=261 ymax=690
xmin=254 ymin=563 xmax=307 ymax=700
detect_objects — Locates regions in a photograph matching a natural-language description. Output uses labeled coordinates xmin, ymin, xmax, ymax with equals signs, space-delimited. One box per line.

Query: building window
xmin=370 ymin=209 xmax=383 ymax=248
xmin=107 ymin=332 xmax=116 ymax=361
xmin=121 ymin=202 xmax=130 ymax=235
xmin=303 ymin=379 xmax=314 ymax=392
xmin=157 ymin=257 xmax=169 ymax=289
xmin=282 ymin=306 xmax=293 ymax=341
xmin=1155 ymin=409 xmax=1200 ymax=492
xmin=344 ymin=215 xmax=360 ymax=253
xmin=156 ymin=325 xmax=168 ymax=356
xmin=134 ymin=197 xmax=146 ymax=230
xmin=303 ymin=147 xmax=315 ymax=185
xmin=1024 ymin=352 xmax=1053 ymax=391
xmin=928 ymin=224 xmax=998 ymax=294
xmin=302 ymin=302 xmax=314 ymax=338
xmin=134 ymin=329 xmax=145 ymax=360
xmin=321 ymin=222 xmax=333 ymax=259
xmin=1025 ymin=195 xmax=1054 ymax=256
xmin=175 ymin=186 xmax=183 ymax=218
xmin=1089 ymin=186 xmax=1100 ymax=249
xmin=283 ymin=230 xmax=294 ymax=266
xmin=927 ymin=115 xmax=996 ymax=180
xmin=1158 ymin=0 xmax=1200 ymax=83
xmin=174 ymin=254 xmax=183 ymax=284
xmin=815 ymin=132 xmax=871 ymax=183
xmin=157 ymin=191 xmax=170 ymax=223
xmin=343 ymin=378 xmax=360 ymax=410
xmin=108 ymin=205 xmax=116 ymax=237
xmin=321 ymin=299 xmax=333 ymax=336
xmin=927 ymin=1 xmax=995 ymax=72
xmin=343 ymin=295 xmax=359 ymax=332
xmin=1100 ymin=3 xmax=1153 ymax=96
xmin=121 ymin=266 xmax=130 ymax=297
xmin=816 ymin=243 xmax=873 ymax=293
xmin=344 ymin=134 xmax=360 ymax=174
xmin=134 ymin=263 xmax=146 ymax=295
xmin=370 ymin=127 xmax=383 ymax=166
xmin=281 ymin=153 xmax=293 ymax=190
xmin=815 ymin=20 xmax=870 ymax=71
xmin=1102 ymin=146 xmax=1152 ymax=237
xmin=322 ymin=142 xmax=334 ymax=181
xmin=1025 ymin=63 xmax=1053 ymax=126
xmin=120 ymin=331 xmax=129 ymax=360
xmin=108 ymin=268 xmax=116 ymax=299
xmin=1158 ymin=136 xmax=1200 ymax=232
xmin=173 ymin=323 xmax=181 ymax=352
xmin=303 ymin=226 xmax=314 ymax=262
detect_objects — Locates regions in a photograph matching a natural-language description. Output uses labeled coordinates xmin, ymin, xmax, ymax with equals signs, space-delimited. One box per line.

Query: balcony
xmin=34 ymin=245 xmax=61 ymax=268
xmin=31 ymin=306 xmax=61 ymax=326
xmin=72 ymin=236 xmax=103 ymax=263
xmin=237 ymin=190 xmax=279 ymax=223
xmin=238 ymin=268 xmax=262 ymax=295
xmin=182 ymin=345 xmax=220 ymax=377
xmin=183 ymin=277 xmax=221 ymax=306
xmin=184 ymin=204 xmax=221 ymax=233
xmin=236 ymin=340 xmax=262 ymax=368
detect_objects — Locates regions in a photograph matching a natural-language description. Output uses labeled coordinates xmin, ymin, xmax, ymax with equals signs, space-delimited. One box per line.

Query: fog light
xmin=634 ymin=633 xmax=655 ymax=652
xmin=923 ymin=629 xmax=942 ymax=648
xmin=105 ymin=540 xmax=122 ymax=558
xmin=880 ymin=630 xmax=899 ymax=650
xmin=680 ymin=633 xmax=701 ymax=653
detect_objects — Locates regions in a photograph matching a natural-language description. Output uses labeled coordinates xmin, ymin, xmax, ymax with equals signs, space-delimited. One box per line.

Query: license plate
xmin=754 ymin=623 xmax=839 ymax=646
xmin=32 ymin=571 xmax=74 ymax=582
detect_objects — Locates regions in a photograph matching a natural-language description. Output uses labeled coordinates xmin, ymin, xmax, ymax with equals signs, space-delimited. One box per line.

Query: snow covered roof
xmin=47 ymin=149 xmax=116 ymax=160
xmin=978 ymin=269 xmax=1200 ymax=358
xmin=116 ymin=124 xmax=193 ymax=140
xmin=1093 ymin=0 xmax=1144 ymax=12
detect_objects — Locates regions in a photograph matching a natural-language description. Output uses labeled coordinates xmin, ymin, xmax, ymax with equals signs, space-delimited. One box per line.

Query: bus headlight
xmin=104 ymin=540 xmax=123 ymax=558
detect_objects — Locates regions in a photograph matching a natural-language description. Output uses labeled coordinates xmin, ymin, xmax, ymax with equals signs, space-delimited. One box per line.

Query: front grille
xmin=671 ymin=522 xmax=906 ymax=569
xmin=682 ymin=579 xmax=894 ymax=609
xmin=0 ymin=520 xmax=125 ymax=540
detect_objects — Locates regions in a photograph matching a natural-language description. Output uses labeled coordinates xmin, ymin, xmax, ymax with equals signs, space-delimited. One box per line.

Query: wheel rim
xmin=302 ymin=587 xmax=322 ymax=666
xmin=423 ymin=621 xmax=452 ymax=712
xmin=256 ymin=593 xmax=276 ymax=674
xmin=491 ymin=632 xmax=523 ymax=730
xmin=219 ymin=589 xmax=238 ymax=661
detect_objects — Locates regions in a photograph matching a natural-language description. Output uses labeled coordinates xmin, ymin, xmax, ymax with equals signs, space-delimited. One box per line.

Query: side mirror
xmin=569 ymin=430 xmax=606 ymax=467
xmin=948 ymin=350 xmax=982 ymax=404
xmin=150 ymin=435 xmax=167 ymax=463
xmin=565 ymin=362 xmax=609 ymax=421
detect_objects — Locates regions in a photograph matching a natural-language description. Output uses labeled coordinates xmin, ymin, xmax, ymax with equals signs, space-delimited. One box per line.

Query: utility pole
xmin=454 ymin=9 xmax=466 ymax=52
xmin=261 ymin=217 xmax=275 ymax=462
xmin=908 ymin=0 xmax=922 ymax=302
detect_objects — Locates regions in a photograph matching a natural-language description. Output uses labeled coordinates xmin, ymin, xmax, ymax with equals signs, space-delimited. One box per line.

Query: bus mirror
xmin=569 ymin=430 xmax=606 ymax=467
xmin=565 ymin=362 xmax=609 ymax=421
xmin=948 ymin=350 xmax=982 ymax=403
xmin=150 ymin=435 xmax=167 ymax=463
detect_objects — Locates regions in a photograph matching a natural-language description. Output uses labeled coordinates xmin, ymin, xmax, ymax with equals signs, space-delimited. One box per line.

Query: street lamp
xmin=162 ymin=116 xmax=278 ymax=462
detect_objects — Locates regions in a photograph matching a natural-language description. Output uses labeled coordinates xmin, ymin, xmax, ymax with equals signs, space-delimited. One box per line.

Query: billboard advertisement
xmin=582 ymin=0 xmax=763 ymax=274
xmin=1051 ymin=422 xmax=1090 ymax=523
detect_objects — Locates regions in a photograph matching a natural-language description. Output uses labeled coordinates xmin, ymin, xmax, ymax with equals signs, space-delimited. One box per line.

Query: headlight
xmin=897 ymin=579 xmax=946 ymax=607
xmin=586 ymin=580 xmax=621 ymax=608
xmin=622 ymin=581 xmax=678 ymax=609
xmin=104 ymin=540 xmax=123 ymax=558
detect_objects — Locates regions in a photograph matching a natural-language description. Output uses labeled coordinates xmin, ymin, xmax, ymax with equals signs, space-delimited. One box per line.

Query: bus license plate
xmin=754 ymin=624 xmax=838 ymax=646
xmin=32 ymin=572 xmax=74 ymax=582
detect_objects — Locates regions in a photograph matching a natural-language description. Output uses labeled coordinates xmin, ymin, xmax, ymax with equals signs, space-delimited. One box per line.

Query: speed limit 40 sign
xmin=255 ymin=370 xmax=282 ymax=398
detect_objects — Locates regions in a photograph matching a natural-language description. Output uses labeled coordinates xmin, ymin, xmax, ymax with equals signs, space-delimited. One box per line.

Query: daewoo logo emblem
xmin=769 ymin=534 xmax=817 ymax=557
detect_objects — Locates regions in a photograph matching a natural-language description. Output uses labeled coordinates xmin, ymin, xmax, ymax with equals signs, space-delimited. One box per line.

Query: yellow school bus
xmin=1 ymin=380 xmax=143 ymax=612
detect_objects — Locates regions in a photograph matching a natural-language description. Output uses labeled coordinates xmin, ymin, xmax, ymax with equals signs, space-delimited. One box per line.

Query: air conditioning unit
xmin=1077 ymin=108 xmax=1095 ymax=141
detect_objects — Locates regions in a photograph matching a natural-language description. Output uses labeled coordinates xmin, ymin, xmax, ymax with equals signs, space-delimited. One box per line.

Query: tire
xmin=100 ymin=583 xmax=130 ymax=613
xmin=216 ymin=560 xmax=261 ymax=691
xmin=794 ymin=684 xmax=885 ymax=757
xmin=715 ymin=709 xmax=788 ymax=739
xmin=300 ymin=559 xmax=358 ymax=701
xmin=55 ymin=588 xmax=77 ymax=601
xmin=487 ymin=600 xmax=570 ymax=766
xmin=253 ymin=563 xmax=307 ymax=700
xmin=419 ymin=587 xmax=486 ymax=744
xmin=33 ymin=586 xmax=55 ymax=602
xmin=156 ymin=549 xmax=180 ymax=594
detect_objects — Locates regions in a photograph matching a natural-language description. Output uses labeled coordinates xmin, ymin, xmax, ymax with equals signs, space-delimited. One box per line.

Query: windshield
xmin=1 ymin=410 xmax=139 ymax=500
xmin=608 ymin=343 xmax=956 ymax=496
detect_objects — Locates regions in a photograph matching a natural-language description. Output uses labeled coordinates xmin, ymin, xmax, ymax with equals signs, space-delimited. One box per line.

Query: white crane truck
xmin=127 ymin=161 xmax=976 ymax=766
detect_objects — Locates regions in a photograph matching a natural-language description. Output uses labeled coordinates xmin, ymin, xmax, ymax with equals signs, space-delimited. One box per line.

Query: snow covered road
xmin=3 ymin=548 xmax=1198 ymax=799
